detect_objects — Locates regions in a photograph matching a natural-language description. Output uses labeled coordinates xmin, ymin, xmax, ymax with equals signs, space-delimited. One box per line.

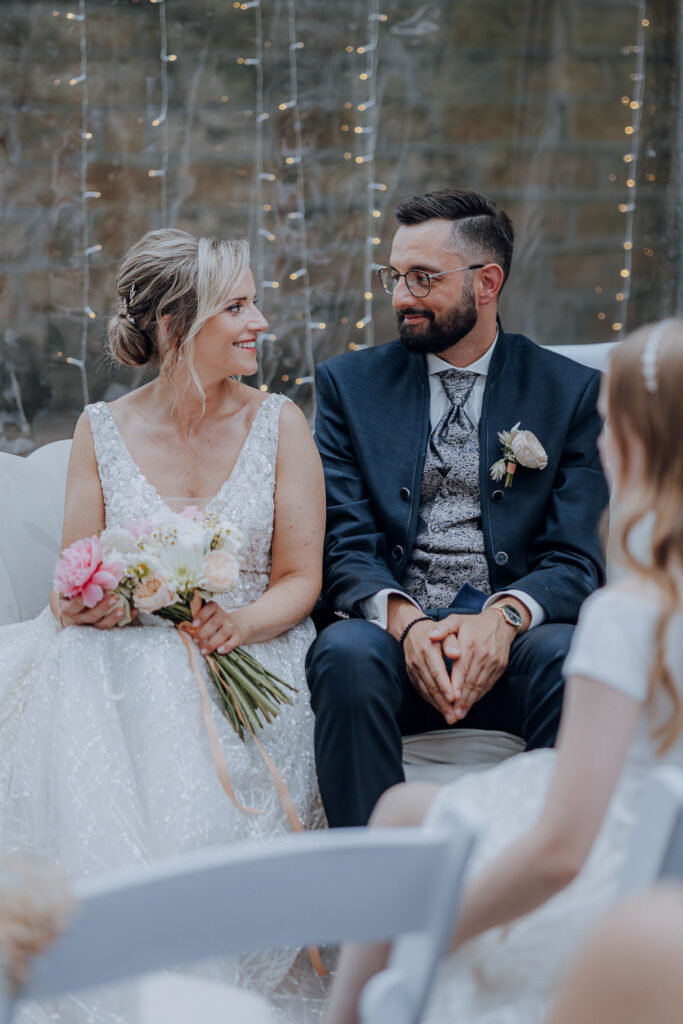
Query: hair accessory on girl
xmin=641 ymin=319 xmax=670 ymax=394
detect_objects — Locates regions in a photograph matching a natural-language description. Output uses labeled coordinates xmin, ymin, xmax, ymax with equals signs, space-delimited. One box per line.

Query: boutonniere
xmin=490 ymin=422 xmax=548 ymax=487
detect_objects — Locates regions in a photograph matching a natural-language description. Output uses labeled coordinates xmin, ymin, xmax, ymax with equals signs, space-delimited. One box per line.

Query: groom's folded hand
xmin=387 ymin=595 xmax=456 ymax=723
xmin=402 ymin=619 xmax=458 ymax=724
xmin=430 ymin=609 xmax=514 ymax=720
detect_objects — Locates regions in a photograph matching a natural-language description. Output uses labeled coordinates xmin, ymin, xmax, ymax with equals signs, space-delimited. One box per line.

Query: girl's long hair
xmin=607 ymin=319 xmax=683 ymax=753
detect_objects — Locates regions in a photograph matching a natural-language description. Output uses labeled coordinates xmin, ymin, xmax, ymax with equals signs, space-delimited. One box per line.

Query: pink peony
xmin=53 ymin=536 xmax=124 ymax=608
xmin=133 ymin=575 xmax=178 ymax=613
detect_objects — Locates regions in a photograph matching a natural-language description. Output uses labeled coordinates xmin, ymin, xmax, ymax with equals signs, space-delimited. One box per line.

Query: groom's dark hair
xmin=395 ymin=188 xmax=514 ymax=287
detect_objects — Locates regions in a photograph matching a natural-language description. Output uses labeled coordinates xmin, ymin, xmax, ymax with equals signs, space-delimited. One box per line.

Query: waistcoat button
xmin=494 ymin=550 xmax=509 ymax=565
xmin=391 ymin=544 xmax=404 ymax=560
xmin=399 ymin=487 xmax=410 ymax=501
xmin=491 ymin=489 xmax=504 ymax=503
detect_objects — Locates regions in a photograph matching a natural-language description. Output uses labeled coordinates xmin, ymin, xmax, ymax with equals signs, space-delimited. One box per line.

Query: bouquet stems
xmin=157 ymin=601 xmax=296 ymax=742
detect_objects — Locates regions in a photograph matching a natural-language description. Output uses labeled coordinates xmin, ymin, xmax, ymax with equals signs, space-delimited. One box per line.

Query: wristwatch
xmin=492 ymin=603 xmax=524 ymax=634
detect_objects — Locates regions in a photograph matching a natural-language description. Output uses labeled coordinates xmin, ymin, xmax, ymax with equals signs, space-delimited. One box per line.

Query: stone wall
xmin=1 ymin=0 xmax=681 ymax=450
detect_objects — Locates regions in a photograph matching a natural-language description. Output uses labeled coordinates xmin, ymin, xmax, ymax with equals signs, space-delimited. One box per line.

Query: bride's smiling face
xmin=193 ymin=269 xmax=268 ymax=379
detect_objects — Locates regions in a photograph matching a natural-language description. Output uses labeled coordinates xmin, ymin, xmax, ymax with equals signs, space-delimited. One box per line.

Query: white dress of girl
xmin=0 ymin=394 xmax=327 ymax=1022
xmin=422 ymin=582 xmax=683 ymax=1024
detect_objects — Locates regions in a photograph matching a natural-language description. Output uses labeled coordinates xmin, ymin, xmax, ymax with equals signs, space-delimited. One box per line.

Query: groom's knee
xmin=306 ymin=618 xmax=402 ymax=715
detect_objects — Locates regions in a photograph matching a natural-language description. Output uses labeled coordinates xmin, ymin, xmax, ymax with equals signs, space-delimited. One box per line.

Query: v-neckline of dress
xmin=96 ymin=396 xmax=274 ymax=516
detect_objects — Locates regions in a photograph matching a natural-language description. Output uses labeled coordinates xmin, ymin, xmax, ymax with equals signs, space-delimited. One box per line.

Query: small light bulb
xmin=620 ymin=269 xmax=630 ymax=278
xmin=623 ymin=241 xmax=632 ymax=250
xmin=598 ymin=313 xmax=606 ymax=320
xmin=364 ymin=291 xmax=372 ymax=300
xmin=259 ymin=384 xmax=268 ymax=391
xmin=612 ymin=322 xmax=622 ymax=332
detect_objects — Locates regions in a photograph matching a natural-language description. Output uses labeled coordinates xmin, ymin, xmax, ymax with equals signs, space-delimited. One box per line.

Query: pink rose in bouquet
xmin=133 ymin=574 xmax=178 ymax=613
xmin=203 ymin=550 xmax=239 ymax=593
xmin=53 ymin=536 xmax=123 ymax=608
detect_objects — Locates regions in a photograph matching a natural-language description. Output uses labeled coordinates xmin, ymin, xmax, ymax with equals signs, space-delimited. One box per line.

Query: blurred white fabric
xmin=137 ymin=973 xmax=277 ymax=1024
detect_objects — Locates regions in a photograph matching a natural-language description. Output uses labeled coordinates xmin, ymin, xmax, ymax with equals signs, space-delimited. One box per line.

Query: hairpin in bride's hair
xmin=121 ymin=283 xmax=137 ymax=326
xmin=641 ymin=319 xmax=670 ymax=394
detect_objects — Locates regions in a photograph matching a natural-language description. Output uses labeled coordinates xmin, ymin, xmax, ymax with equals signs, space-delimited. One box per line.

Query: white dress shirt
xmin=359 ymin=333 xmax=546 ymax=629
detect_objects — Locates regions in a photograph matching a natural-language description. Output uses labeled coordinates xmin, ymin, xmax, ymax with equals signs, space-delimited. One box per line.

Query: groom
xmin=306 ymin=187 xmax=609 ymax=827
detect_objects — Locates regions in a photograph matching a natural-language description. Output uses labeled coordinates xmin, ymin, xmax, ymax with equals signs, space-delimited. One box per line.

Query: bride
xmin=325 ymin=318 xmax=683 ymax=1024
xmin=0 ymin=228 xmax=327 ymax=1020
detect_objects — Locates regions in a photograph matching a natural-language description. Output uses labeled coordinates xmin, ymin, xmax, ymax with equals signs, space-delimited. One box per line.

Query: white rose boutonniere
xmin=490 ymin=422 xmax=548 ymax=487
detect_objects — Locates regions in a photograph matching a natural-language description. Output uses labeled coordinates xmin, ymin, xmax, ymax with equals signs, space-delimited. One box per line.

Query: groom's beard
xmin=397 ymin=285 xmax=478 ymax=355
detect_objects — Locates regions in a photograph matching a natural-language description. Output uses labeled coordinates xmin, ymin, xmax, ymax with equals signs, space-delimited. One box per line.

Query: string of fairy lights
xmin=597 ymin=2 xmax=648 ymax=336
xmin=52 ymin=0 xmax=97 ymax=406
xmin=148 ymin=0 xmax=176 ymax=223
xmin=344 ymin=2 xmax=388 ymax=351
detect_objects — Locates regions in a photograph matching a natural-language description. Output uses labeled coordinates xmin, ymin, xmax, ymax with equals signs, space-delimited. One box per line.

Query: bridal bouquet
xmin=53 ymin=507 xmax=295 ymax=741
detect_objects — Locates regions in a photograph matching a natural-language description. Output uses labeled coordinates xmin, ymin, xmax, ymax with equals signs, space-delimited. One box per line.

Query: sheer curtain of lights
xmin=1 ymin=0 xmax=681 ymax=451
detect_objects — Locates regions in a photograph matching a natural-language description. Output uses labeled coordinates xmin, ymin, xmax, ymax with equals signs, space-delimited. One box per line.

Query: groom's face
xmin=389 ymin=220 xmax=479 ymax=355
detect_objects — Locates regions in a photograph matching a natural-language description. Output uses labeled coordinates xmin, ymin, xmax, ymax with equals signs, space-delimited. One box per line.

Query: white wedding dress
xmin=0 ymin=395 xmax=328 ymax=1022
xmin=421 ymin=584 xmax=683 ymax=1024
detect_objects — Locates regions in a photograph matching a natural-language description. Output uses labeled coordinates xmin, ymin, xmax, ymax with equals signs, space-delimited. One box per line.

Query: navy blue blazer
xmin=314 ymin=324 xmax=609 ymax=625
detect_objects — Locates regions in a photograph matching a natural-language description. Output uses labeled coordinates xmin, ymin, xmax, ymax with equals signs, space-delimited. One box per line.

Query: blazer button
xmin=494 ymin=551 xmax=509 ymax=565
xmin=391 ymin=544 xmax=404 ymax=560
xmin=491 ymin=489 xmax=504 ymax=503
xmin=399 ymin=487 xmax=411 ymax=502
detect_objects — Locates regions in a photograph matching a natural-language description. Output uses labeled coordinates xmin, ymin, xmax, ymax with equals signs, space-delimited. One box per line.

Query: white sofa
xmin=0 ymin=343 xmax=615 ymax=782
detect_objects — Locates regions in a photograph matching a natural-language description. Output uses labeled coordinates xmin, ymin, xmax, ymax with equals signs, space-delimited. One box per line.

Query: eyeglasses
xmin=376 ymin=264 xmax=485 ymax=298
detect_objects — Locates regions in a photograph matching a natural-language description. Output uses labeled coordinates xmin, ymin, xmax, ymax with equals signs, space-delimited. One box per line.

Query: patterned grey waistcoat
xmin=399 ymin=368 xmax=492 ymax=609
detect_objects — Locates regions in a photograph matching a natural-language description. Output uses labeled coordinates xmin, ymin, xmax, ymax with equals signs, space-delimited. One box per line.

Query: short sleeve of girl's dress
xmin=562 ymin=586 xmax=660 ymax=703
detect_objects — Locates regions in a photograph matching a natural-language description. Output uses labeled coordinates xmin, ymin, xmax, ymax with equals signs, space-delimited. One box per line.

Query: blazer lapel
xmin=369 ymin=345 xmax=430 ymax=499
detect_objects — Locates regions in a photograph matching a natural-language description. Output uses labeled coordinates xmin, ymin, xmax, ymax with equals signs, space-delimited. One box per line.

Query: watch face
xmin=502 ymin=604 xmax=523 ymax=628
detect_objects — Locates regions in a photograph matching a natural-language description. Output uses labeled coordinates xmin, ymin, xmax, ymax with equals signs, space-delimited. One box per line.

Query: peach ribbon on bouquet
xmin=176 ymin=599 xmax=328 ymax=977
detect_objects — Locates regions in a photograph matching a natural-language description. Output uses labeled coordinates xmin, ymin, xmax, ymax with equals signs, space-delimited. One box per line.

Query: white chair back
xmin=619 ymin=766 xmax=683 ymax=896
xmin=0 ymin=824 xmax=475 ymax=1024
xmin=0 ymin=440 xmax=71 ymax=625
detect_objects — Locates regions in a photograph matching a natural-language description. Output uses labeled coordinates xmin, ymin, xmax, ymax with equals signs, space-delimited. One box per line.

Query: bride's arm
xmin=193 ymin=401 xmax=325 ymax=653
xmin=49 ymin=413 xmax=128 ymax=630
xmin=451 ymin=675 xmax=641 ymax=947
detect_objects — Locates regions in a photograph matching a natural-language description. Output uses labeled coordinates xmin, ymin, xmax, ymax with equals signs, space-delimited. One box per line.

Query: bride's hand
xmin=58 ymin=593 xmax=134 ymax=630
xmin=192 ymin=602 xmax=244 ymax=656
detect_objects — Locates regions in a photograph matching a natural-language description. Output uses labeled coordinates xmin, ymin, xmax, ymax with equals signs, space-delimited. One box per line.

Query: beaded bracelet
xmin=399 ymin=615 xmax=434 ymax=648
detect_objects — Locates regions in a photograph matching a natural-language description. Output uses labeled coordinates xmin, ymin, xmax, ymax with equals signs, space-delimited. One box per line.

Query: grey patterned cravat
xmin=432 ymin=368 xmax=478 ymax=448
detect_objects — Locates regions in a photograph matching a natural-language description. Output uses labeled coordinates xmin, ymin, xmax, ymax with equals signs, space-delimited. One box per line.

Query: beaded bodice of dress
xmin=86 ymin=395 xmax=290 ymax=609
